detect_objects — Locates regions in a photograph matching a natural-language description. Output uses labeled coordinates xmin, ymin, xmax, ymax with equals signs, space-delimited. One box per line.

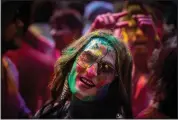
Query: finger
xmin=96 ymin=15 xmax=104 ymax=23
xmin=100 ymin=15 xmax=110 ymax=25
xmin=139 ymin=21 xmax=153 ymax=26
xmin=134 ymin=14 xmax=152 ymax=19
xmin=115 ymin=21 xmax=129 ymax=28
xmin=108 ymin=16 xmax=115 ymax=24
xmin=112 ymin=11 xmax=128 ymax=20
xmin=139 ymin=21 xmax=157 ymax=32
xmin=137 ymin=18 xmax=152 ymax=22
xmin=138 ymin=20 xmax=153 ymax=26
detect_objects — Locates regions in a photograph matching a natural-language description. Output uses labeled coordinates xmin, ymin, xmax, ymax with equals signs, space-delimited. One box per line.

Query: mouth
xmin=80 ymin=77 xmax=95 ymax=88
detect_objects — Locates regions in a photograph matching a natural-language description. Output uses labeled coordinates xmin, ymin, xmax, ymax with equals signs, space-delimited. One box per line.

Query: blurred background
xmin=1 ymin=0 xmax=177 ymax=119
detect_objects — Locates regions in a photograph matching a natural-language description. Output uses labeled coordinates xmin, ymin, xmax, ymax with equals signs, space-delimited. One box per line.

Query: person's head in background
xmin=30 ymin=0 xmax=56 ymax=24
xmin=83 ymin=1 xmax=114 ymax=34
xmin=115 ymin=1 xmax=163 ymax=72
xmin=50 ymin=9 xmax=83 ymax=51
xmin=2 ymin=1 xmax=24 ymax=54
xmin=24 ymin=0 xmax=57 ymax=53
xmin=68 ymin=2 xmax=85 ymax=17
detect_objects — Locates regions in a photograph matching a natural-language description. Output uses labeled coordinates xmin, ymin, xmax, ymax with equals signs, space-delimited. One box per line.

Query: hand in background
xmin=88 ymin=11 xmax=128 ymax=32
xmin=132 ymin=14 xmax=161 ymax=40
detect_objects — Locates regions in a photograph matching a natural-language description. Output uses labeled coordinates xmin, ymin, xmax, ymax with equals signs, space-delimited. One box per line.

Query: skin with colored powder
xmin=68 ymin=37 xmax=116 ymax=101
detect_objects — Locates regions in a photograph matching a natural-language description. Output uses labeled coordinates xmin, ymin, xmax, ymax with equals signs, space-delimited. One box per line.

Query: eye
xmin=99 ymin=62 xmax=114 ymax=73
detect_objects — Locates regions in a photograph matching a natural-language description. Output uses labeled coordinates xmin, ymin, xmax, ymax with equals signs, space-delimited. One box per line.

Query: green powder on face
xmin=68 ymin=61 xmax=77 ymax=94
xmin=68 ymin=37 xmax=116 ymax=101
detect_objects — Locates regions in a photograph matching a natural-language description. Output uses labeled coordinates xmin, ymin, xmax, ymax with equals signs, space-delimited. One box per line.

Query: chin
xmin=75 ymin=86 xmax=97 ymax=100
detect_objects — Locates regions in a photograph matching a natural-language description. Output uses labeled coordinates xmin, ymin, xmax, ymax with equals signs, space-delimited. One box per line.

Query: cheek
xmin=96 ymin=76 xmax=114 ymax=88
xmin=76 ymin=64 xmax=85 ymax=73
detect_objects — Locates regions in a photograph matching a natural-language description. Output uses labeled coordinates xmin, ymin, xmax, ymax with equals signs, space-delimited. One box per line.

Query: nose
xmin=86 ymin=63 xmax=98 ymax=78
xmin=135 ymin=28 xmax=144 ymax=37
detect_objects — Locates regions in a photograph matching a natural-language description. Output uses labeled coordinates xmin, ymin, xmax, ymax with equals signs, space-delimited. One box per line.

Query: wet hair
xmin=47 ymin=29 xmax=133 ymax=118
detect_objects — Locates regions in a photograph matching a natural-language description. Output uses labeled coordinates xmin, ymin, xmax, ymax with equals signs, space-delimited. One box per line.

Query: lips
xmin=80 ymin=77 xmax=95 ymax=88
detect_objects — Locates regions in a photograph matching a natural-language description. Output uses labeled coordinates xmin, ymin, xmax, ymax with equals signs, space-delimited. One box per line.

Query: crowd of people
xmin=2 ymin=0 xmax=177 ymax=119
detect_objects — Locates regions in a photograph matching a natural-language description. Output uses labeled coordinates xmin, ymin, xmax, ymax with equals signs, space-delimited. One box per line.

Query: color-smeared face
xmin=68 ymin=38 xmax=116 ymax=101
xmin=115 ymin=15 xmax=157 ymax=59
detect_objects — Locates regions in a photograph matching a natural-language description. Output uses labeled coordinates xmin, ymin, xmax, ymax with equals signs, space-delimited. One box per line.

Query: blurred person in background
xmin=50 ymin=9 xmax=83 ymax=53
xmin=137 ymin=33 xmax=177 ymax=119
xmin=89 ymin=1 xmax=164 ymax=117
xmin=136 ymin=1 xmax=177 ymax=118
xmin=82 ymin=1 xmax=114 ymax=34
xmin=6 ymin=0 xmax=59 ymax=114
xmin=2 ymin=1 xmax=31 ymax=118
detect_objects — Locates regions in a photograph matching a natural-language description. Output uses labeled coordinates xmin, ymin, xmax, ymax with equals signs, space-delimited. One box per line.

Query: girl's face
xmin=114 ymin=13 xmax=158 ymax=60
xmin=68 ymin=38 xmax=116 ymax=101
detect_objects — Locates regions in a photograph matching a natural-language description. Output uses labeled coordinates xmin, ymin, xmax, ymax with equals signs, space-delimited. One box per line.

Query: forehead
xmin=83 ymin=37 xmax=116 ymax=64
xmin=84 ymin=37 xmax=113 ymax=51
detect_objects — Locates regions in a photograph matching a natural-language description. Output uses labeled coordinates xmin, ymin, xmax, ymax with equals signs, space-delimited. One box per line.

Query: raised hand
xmin=88 ymin=11 xmax=128 ymax=32
xmin=132 ymin=14 xmax=160 ymax=40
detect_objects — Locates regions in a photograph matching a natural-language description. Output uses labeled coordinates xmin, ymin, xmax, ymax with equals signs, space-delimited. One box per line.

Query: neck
xmin=69 ymin=95 xmax=117 ymax=118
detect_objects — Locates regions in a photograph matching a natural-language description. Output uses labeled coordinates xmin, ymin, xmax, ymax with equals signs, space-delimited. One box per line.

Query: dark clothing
xmin=34 ymin=97 xmax=121 ymax=119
